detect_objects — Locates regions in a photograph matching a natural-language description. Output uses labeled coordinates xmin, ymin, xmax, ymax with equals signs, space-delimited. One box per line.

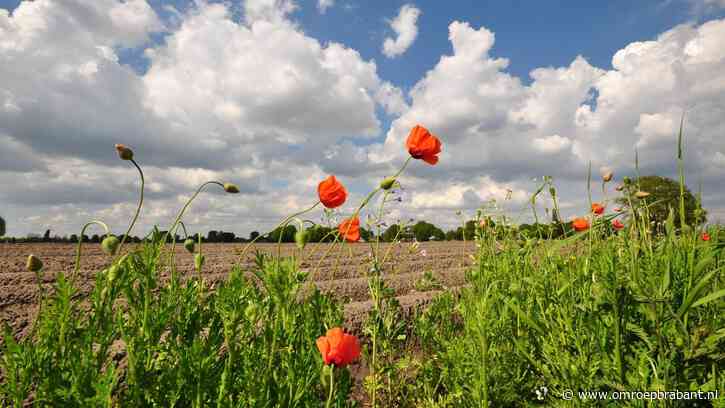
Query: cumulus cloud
xmin=382 ymin=4 xmax=421 ymax=58
xmin=318 ymin=0 xmax=335 ymax=14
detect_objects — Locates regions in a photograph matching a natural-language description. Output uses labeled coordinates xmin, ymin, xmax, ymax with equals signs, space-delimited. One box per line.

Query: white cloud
xmin=382 ymin=4 xmax=421 ymax=58
xmin=244 ymin=0 xmax=298 ymax=25
xmin=318 ymin=0 xmax=335 ymax=14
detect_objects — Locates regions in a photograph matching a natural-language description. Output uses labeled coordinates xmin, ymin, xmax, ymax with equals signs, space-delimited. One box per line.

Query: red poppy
xmin=612 ymin=219 xmax=624 ymax=231
xmin=572 ymin=217 xmax=590 ymax=232
xmin=318 ymin=176 xmax=347 ymax=209
xmin=406 ymin=125 xmax=441 ymax=165
xmin=591 ymin=203 xmax=605 ymax=216
xmin=338 ymin=217 xmax=360 ymax=242
xmin=316 ymin=327 xmax=361 ymax=367
xmin=702 ymin=232 xmax=710 ymax=242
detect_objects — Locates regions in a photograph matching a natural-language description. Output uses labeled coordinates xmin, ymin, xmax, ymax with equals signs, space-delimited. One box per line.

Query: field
xmin=0 ymin=241 xmax=475 ymax=341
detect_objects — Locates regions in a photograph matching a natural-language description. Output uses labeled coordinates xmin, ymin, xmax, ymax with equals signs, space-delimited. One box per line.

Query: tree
xmin=412 ymin=221 xmax=445 ymax=242
xmin=269 ymin=225 xmax=296 ymax=243
xmin=0 ymin=216 xmax=5 ymax=236
xmin=381 ymin=224 xmax=401 ymax=242
xmin=249 ymin=231 xmax=260 ymax=241
xmin=617 ymin=175 xmax=706 ymax=231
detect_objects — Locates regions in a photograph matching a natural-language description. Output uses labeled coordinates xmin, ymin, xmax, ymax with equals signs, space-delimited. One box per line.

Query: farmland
xmin=0 ymin=241 xmax=475 ymax=340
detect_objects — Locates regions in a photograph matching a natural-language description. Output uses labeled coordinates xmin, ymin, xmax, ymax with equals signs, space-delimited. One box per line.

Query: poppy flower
xmin=572 ymin=217 xmax=590 ymax=232
xmin=406 ymin=125 xmax=441 ymax=165
xmin=318 ymin=176 xmax=347 ymax=209
xmin=702 ymin=232 xmax=710 ymax=242
xmin=591 ymin=203 xmax=605 ymax=216
xmin=316 ymin=327 xmax=361 ymax=367
xmin=613 ymin=207 xmax=622 ymax=213
xmin=338 ymin=217 xmax=360 ymax=242
xmin=612 ymin=219 xmax=624 ymax=231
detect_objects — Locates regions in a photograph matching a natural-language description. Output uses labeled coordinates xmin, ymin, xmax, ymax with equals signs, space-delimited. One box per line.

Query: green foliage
xmin=618 ymin=175 xmax=707 ymax=231
xmin=268 ymin=225 xmax=297 ymax=243
xmin=0 ymin=216 xmax=5 ymax=237
xmin=381 ymin=224 xmax=401 ymax=242
xmin=0 ymin=240 xmax=353 ymax=406
xmin=412 ymin=221 xmax=445 ymax=242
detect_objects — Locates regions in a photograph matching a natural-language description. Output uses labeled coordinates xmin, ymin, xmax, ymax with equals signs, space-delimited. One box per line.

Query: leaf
xmin=505 ymin=300 xmax=545 ymax=335
xmin=691 ymin=289 xmax=725 ymax=309
xmin=677 ymin=267 xmax=722 ymax=319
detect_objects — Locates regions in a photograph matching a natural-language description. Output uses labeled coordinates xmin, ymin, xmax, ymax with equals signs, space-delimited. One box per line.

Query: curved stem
xmin=73 ymin=220 xmax=111 ymax=283
xmin=116 ymin=159 xmax=144 ymax=257
xmin=238 ymin=201 xmax=320 ymax=262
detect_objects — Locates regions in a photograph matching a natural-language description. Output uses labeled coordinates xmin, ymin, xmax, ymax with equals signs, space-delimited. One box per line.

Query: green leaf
xmin=691 ymin=289 xmax=725 ymax=309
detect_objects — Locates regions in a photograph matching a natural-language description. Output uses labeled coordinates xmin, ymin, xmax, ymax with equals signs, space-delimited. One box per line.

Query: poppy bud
xmin=615 ymin=184 xmax=624 ymax=192
xmin=223 ymin=183 xmax=240 ymax=194
xmin=26 ymin=254 xmax=43 ymax=272
xmin=635 ymin=191 xmax=650 ymax=198
xmin=600 ymin=167 xmax=613 ymax=183
xmin=244 ymin=303 xmax=258 ymax=321
xmin=623 ymin=176 xmax=632 ymax=185
xmin=101 ymin=235 xmax=120 ymax=256
xmin=380 ymin=177 xmax=396 ymax=190
xmin=294 ymin=229 xmax=308 ymax=250
xmin=548 ymin=187 xmax=557 ymax=197
xmin=183 ymin=238 xmax=195 ymax=254
xmin=114 ymin=144 xmax=134 ymax=161
xmin=194 ymin=253 xmax=205 ymax=270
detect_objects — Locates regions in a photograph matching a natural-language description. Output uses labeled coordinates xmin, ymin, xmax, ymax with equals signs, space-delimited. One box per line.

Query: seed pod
xmin=380 ymin=177 xmax=396 ymax=190
xmin=101 ymin=235 xmax=120 ymax=256
xmin=183 ymin=238 xmax=195 ymax=254
xmin=194 ymin=253 xmax=205 ymax=270
xmin=26 ymin=254 xmax=43 ymax=272
xmin=114 ymin=144 xmax=134 ymax=161
xmin=294 ymin=229 xmax=308 ymax=250
xmin=223 ymin=183 xmax=240 ymax=194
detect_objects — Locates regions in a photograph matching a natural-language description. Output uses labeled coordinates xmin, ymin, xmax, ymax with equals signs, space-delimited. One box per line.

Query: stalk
xmin=116 ymin=159 xmax=144 ymax=256
xmin=326 ymin=366 xmax=335 ymax=408
xmin=72 ymin=220 xmax=111 ymax=283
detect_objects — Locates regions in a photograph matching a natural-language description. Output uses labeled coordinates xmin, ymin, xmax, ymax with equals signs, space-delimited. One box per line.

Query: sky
xmin=1 ymin=0 xmax=725 ymax=238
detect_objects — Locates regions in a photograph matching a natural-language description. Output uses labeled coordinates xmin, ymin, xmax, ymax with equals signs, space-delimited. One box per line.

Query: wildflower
xmin=702 ymin=232 xmax=710 ymax=242
xmin=635 ymin=191 xmax=650 ymax=199
xmin=406 ymin=125 xmax=441 ymax=165
xmin=338 ymin=217 xmax=360 ymax=242
xmin=613 ymin=207 xmax=622 ymax=213
xmin=316 ymin=327 xmax=361 ymax=367
xmin=600 ymin=167 xmax=613 ymax=183
xmin=572 ymin=217 xmax=590 ymax=232
xmin=26 ymin=254 xmax=43 ymax=272
xmin=223 ymin=183 xmax=240 ymax=194
xmin=380 ymin=177 xmax=396 ymax=190
xmin=420 ymin=249 xmax=427 ymax=257
xmin=318 ymin=176 xmax=347 ymax=209
xmin=591 ymin=203 xmax=605 ymax=216
xmin=612 ymin=219 xmax=625 ymax=231
xmin=183 ymin=238 xmax=195 ymax=254
xmin=114 ymin=144 xmax=134 ymax=161
xmin=101 ymin=235 xmax=120 ymax=256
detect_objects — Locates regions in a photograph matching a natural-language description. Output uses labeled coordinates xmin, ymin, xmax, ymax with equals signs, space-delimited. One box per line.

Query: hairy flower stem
xmin=72 ymin=220 xmax=110 ymax=283
xmin=275 ymin=202 xmax=321 ymax=258
xmin=116 ymin=159 xmax=144 ymax=257
xmin=326 ymin=366 xmax=335 ymax=408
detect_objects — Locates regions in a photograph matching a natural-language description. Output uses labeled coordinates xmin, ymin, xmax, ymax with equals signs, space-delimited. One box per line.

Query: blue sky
xmin=1 ymin=0 xmax=725 ymax=236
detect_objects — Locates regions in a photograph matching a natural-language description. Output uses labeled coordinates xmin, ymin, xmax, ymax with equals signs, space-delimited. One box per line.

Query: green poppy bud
xmin=223 ymin=183 xmax=240 ymax=194
xmin=380 ymin=177 xmax=396 ymax=190
xmin=183 ymin=238 xmax=195 ymax=254
xmin=114 ymin=144 xmax=134 ymax=161
xmin=101 ymin=235 xmax=120 ymax=256
xmin=26 ymin=254 xmax=43 ymax=272
xmin=622 ymin=176 xmax=632 ymax=185
xmin=294 ymin=229 xmax=308 ymax=250
xmin=244 ymin=303 xmax=258 ymax=321
xmin=194 ymin=253 xmax=205 ymax=270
